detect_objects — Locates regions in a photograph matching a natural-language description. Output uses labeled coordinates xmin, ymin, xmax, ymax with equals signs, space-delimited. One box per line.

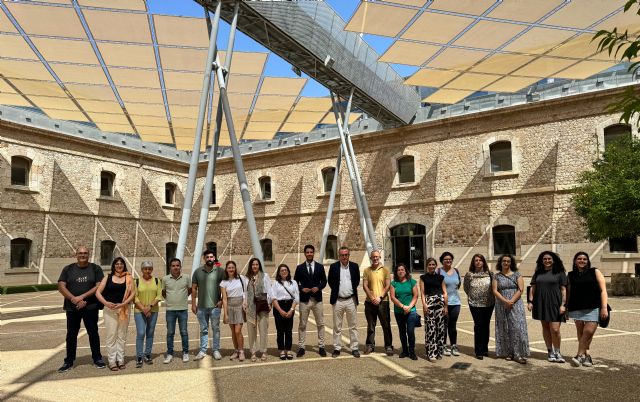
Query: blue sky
xmin=146 ymin=0 xmax=416 ymax=97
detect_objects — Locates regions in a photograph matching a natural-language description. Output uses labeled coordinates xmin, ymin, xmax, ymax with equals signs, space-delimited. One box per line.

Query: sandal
xmin=286 ymin=352 xmax=293 ymax=360
xmin=109 ymin=365 xmax=119 ymax=371
xmin=261 ymin=353 xmax=268 ymax=361
xmin=280 ymin=351 xmax=286 ymax=360
xmin=251 ymin=353 xmax=257 ymax=362
xmin=238 ymin=350 xmax=245 ymax=362
xmin=229 ymin=350 xmax=238 ymax=361
xmin=118 ymin=362 xmax=126 ymax=370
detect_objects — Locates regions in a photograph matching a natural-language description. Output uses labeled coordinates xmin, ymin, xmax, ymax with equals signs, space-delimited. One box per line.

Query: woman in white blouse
xmin=271 ymin=264 xmax=299 ymax=360
xmin=220 ymin=261 xmax=248 ymax=362
xmin=246 ymin=258 xmax=273 ymax=362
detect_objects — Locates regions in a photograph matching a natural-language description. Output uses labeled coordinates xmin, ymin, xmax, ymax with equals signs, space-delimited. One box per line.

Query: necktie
xmin=308 ymin=263 xmax=313 ymax=276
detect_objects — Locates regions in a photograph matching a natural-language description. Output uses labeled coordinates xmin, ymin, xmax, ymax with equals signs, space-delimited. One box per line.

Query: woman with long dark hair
xmin=95 ymin=257 xmax=135 ymax=371
xmin=390 ymin=263 xmax=419 ymax=360
xmin=220 ymin=261 xmax=248 ymax=361
xmin=528 ymin=251 xmax=568 ymax=363
xmin=271 ymin=264 xmax=299 ymax=360
xmin=420 ymin=257 xmax=448 ymax=361
xmin=492 ymin=254 xmax=529 ymax=364
xmin=463 ymin=254 xmax=494 ymax=360
xmin=245 ymin=257 xmax=272 ymax=362
xmin=567 ymin=252 xmax=608 ymax=367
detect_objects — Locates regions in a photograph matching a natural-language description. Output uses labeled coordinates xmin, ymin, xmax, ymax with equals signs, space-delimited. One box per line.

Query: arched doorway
xmin=390 ymin=223 xmax=427 ymax=272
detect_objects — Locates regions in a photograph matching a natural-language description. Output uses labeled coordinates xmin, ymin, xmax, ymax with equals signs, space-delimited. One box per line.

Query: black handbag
xmin=414 ymin=313 xmax=422 ymax=327
xmin=599 ymin=304 xmax=612 ymax=328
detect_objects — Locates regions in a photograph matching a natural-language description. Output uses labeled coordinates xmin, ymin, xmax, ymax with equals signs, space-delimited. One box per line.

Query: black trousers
xmin=469 ymin=305 xmax=494 ymax=356
xmin=65 ymin=308 xmax=102 ymax=364
xmin=364 ymin=300 xmax=393 ymax=348
xmin=273 ymin=300 xmax=294 ymax=350
xmin=444 ymin=304 xmax=461 ymax=345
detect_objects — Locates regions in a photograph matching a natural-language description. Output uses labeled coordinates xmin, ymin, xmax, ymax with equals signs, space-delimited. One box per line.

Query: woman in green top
xmin=390 ymin=263 xmax=419 ymax=360
xmin=133 ymin=261 xmax=163 ymax=368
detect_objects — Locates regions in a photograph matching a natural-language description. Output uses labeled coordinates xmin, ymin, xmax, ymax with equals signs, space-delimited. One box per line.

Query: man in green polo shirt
xmin=162 ymin=258 xmax=191 ymax=364
xmin=191 ymin=250 xmax=224 ymax=360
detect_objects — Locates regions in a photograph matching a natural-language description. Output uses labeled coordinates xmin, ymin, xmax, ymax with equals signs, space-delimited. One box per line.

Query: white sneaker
xmin=182 ymin=353 xmax=190 ymax=363
xmin=213 ymin=350 xmax=222 ymax=360
xmin=443 ymin=346 xmax=452 ymax=357
xmin=547 ymin=351 xmax=557 ymax=362
xmin=194 ymin=351 xmax=207 ymax=361
xmin=163 ymin=354 xmax=173 ymax=364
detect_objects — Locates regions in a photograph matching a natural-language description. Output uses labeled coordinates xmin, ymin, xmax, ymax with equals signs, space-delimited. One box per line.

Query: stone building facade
xmin=1 ymin=86 xmax=639 ymax=286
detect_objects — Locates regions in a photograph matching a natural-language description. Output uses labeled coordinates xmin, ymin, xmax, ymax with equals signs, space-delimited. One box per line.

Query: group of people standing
xmin=56 ymin=245 xmax=608 ymax=373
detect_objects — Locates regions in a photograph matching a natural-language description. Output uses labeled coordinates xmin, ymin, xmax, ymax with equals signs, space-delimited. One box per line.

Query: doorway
xmin=389 ymin=223 xmax=427 ymax=272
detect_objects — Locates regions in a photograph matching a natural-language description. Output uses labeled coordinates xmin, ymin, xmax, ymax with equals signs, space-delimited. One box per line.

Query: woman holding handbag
xmin=245 ymin=258 xmax=272 ymax=362
xmin=221 ymin=261 xmax=248 ymax=361
xmin=390 ymin=263 xmax=419 ymax=360
xmin=567 ymin=252 xmax=608 ymax=367
xmin=272 ymin=264 xmax=299 ymax=360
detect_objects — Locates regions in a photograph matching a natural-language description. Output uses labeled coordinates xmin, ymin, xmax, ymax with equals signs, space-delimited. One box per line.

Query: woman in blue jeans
xmin=438 ymin=252 xmax=461 ymax=357
xmin=133 ymin=261 xmax=163 ymax=368
xmin=390 ymin=263 xmax=419 ymax=360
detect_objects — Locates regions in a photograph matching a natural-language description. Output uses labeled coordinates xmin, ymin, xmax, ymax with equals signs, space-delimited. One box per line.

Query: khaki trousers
xmin=298 ymin=298 xmax=325 ymax=348
xmin=333 ymin=297 xmax=359 ymax=351
xmin=103 ymin=307 xmax=129 ymax=366
xmin=247 ymin=311 xmax=269 ymax=354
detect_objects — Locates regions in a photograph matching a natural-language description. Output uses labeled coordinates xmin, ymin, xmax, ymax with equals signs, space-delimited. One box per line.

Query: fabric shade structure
xmin=346 ymin=0 xmax=633 ymax=103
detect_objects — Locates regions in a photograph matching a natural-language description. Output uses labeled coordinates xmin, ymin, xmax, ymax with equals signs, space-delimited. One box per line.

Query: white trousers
xmin=103 ymin=307 xmax=129 ymax=366
xmin=298 ymin=299 xmax=325 ymax=348
xmin=247 ymin=312 xmax=269 ymax=354
xmin=333 ymin=297 xmax=359 ymax=351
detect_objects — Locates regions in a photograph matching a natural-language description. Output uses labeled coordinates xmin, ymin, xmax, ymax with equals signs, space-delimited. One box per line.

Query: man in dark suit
xmin=328 ymin=246 xmax=360 ymax=358
xmin=294 ymin=244 xmax=327 ymax=357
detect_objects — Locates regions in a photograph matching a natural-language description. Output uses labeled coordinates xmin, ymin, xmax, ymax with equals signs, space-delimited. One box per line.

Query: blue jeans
xmin=395 ymin=310 xmax=417 ymax=354
xmin=166 ymin=310 xmax=189 ymax=355
xmin=134 ymin=312 xmax=158 ymax=358
xmin=196 ymin=307 xmax=221 ymax=353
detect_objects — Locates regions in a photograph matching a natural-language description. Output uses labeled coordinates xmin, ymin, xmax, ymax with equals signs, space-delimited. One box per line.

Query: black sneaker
xmin=318 ymin=347 xmax=327 ymax=357
xmin=94 ymin=359 xmax=106 ymax=369
xmin=136 ymin=357 xmax=143 ymax=368
xmin=331 ymin=350 xmax=340 ymax=358
xmin=409 ymin=352 xmax=418 ymax=361
xmin=399 ymin=352 xmax=408 ymax=358
xmin=58 ymin=362 xmax=73 ymax=373
xmin=352 ymin=350 xmax=361 ymax=358
xmin=385 ymin=346 xmax=394 ymax=356
xmin=296 ymin=348 xmax=306 ymax=357
xmin=144 ymin=355 xmax=153 ymax=365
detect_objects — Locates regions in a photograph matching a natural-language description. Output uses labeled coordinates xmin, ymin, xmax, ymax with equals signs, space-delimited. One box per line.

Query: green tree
xmin=594 ymin=0 xmax=640 ymax=126
xmin=573 ymin=136 xmax=640 ymax=241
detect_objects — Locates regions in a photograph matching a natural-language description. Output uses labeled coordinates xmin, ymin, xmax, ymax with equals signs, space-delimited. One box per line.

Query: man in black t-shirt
xmin=57 ymin=246 xmax=106 ymax=372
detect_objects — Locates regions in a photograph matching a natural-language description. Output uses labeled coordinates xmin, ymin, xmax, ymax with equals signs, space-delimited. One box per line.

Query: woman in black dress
xmin=527 ymin=251 xmax=567 ymax=363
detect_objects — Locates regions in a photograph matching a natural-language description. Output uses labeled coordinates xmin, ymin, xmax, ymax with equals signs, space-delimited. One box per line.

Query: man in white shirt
xmin=327 ymin=246 xmax=361 ymax=358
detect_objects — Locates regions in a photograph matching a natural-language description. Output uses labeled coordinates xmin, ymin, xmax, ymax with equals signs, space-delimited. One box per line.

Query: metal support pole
xmin=214 ymin=54 xmax=264 ymax=263
xmin=191 ymin=2 xmax=240 ymax=273
xmin=331 ymin=91 xmax=372 ymax=255
xmin=175 ymin=1 xmax=222 ymax=262
xmin=318 ymin=146 xmax=342 ymax=262
xmin=342 ymin=90 xmax=378 ymax=251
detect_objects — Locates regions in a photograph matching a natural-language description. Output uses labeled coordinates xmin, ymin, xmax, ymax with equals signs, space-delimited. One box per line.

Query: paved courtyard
xmin=1 ymin=276 xmax=639 ymax=402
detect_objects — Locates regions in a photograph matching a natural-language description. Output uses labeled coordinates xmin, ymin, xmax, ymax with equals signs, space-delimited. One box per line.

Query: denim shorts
xmin=568 ymin=308 xmax=599 ymax=322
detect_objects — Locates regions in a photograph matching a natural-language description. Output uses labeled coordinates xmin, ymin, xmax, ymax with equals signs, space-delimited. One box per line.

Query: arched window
xmin=100 ymin=240 xmax=116 ymax=265
xmin=321 ymin=167 xmax=336 ymax=193
xmin=260 ymin=238 xmax=273 ymax=262
xmin=493 ymin=225 xmax=516 ymax=256
xmin=100 ymin=171 xmax=115 ymax=197
xmin=211 ymin=183 xmax=216 ymax=205
xmin=206 ymin=241 xmax=217 ymax=257
xmin=11 ymin=156 xmax=31 ymax=186
xmin=325 ymin=235 xmax=338 ymax=260
xmin=10 ymin=238 xmax=31 ymax=268
xmin=258 ymin=176 xmax=271 ymax=200
xmin=166 ymin=242 xmax=177 ymax=274
xmin=397 ymin=155 xmax=415 ymax=184
xmin=165 ymin=182 xmax=176 ymax=205
xmin=489 ymin=141 xmax=513 ymax=172
xmin=604 ymin=124 xmax=631 ymax=149
xmin=609 ymin=236 xmax=638 ymax=253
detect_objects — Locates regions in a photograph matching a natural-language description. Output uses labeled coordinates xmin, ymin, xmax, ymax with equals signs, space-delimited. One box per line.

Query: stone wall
xmin=1 ymin=87 xmax=639 ymax=285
